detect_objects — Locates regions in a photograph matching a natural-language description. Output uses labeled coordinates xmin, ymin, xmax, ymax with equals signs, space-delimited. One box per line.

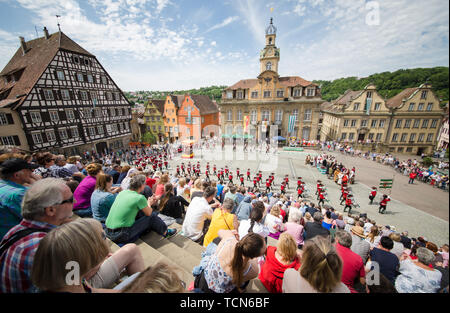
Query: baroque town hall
xmin=0 ymin=28 xmax=132 ymax=155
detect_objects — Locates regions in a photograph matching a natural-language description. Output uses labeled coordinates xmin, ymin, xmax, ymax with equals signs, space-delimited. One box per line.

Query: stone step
xmin=246 ymin=278 xmax=269 ymax=293
xmin=164 ymin=223 xmax=206 ymax=259
xmin=141 ymin=231 xmax=201 ymax=276
xmin=134 ymin=238 xmax=195 ymax=286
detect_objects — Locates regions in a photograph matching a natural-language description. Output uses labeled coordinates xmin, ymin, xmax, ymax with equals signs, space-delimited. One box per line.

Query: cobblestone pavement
xmin=164 ymin=145 xmax=449 ymax=246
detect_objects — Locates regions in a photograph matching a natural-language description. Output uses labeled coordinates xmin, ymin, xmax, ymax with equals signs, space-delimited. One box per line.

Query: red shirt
xmin=146 ymin=177 xmax=157 ymax=189
xmin=336 ymin=243 xmax=365 ymax=293
xmin=370 ymin=191 xmax=377 ymax=197
xmin=319 ymin=193 xmax=325 ymax=200
xmin=345 ymin=198 xmax=352 ymax=205
xmin=247 ymin=171 xmax=250 ymax=176
xmin=380 ymin=198 xmax=390 ymax=206
xmin=258 ymin=246 xmax=301 ymax=293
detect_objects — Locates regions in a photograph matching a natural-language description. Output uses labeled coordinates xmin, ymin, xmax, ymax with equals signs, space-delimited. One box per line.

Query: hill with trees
xmin=313 ymin=67 xmax=448 ymax=105
xmin=125 ymin=67 xmax=448 ymax=106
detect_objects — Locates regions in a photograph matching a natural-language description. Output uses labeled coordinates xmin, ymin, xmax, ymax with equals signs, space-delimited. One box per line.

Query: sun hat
xmin=351 ymin=226 xmax=366 ymax=238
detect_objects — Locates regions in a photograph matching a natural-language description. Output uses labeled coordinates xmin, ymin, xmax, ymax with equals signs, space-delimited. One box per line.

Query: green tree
xmin=141 ymin=131 xmax=156 ymax=144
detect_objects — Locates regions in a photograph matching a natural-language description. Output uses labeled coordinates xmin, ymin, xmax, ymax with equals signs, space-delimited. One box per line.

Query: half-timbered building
xmin=0 ymin=28 xmax=132 ymax=155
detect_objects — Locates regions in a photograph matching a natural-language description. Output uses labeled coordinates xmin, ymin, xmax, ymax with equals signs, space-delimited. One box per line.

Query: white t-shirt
xmin=181 ymin=197 xmax=213 ymax=241
xmin=63 ymin=163 xmax=79 ymax=175
xmin=264 ymin=214 xmax=283 ymax=234
xmin=238 ymin=219 xmax=270 ymax=240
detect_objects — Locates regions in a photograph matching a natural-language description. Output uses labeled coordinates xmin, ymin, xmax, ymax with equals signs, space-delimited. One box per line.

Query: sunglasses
xmin=59 ymin=196 xmax=74 ymax=205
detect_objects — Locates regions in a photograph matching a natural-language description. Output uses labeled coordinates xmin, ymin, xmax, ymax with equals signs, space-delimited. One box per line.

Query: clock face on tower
xmin=267 ymin=48 xmax=273 ymax=55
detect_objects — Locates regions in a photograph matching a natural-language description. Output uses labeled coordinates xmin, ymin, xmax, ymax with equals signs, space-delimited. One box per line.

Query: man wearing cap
xmin=350 ymin=225 xmax=370 ymax=263
xmin=0 ymin=158 xmax=38 ymax=239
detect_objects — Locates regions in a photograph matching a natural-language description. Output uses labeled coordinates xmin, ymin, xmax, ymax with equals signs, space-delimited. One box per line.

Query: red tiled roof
xmin=386 ymin=88 xmax=418 ymax=108
xmin=226 ymin=79 xmax=258 ymax=90
xmin=225 ymin=76 xmax=316 ymax=91
xmin=190 ymin=94 xmax=218 ymax=115
xmin=278 ymin=76 xmax=316 ymax=87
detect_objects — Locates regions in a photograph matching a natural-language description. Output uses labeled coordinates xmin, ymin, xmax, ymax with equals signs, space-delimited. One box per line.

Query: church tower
xmin=259 ymin=18 xmax=280 ymax=75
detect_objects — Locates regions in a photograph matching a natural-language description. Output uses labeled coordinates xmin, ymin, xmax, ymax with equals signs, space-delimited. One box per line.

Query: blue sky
xmin=0 ymin=0 xmax=448 ymax=91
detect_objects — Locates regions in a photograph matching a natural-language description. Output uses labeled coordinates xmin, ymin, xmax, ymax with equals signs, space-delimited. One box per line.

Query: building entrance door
xmin=358 ymin=133 xmax=365 ymax=141
xmin=96 ymin=141 xmax=107 ymax=154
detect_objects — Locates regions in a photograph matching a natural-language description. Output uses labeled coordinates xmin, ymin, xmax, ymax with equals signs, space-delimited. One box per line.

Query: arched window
xmin=266 ymin=62 xmax=272 ymax=71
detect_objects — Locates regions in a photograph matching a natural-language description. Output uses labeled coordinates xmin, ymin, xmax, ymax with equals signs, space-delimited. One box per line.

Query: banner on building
xmin=244 ymin=115 xmax=250 ymax=132
xmin=288 ymin=115 xmax=296 ymax=133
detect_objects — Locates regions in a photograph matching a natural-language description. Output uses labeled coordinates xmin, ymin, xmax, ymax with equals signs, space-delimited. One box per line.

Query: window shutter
xmin=74 ymin=73 xmax=78 ymax=81
xmin=52 ymin=90 xmax=58 ymax=100
xmin=87 ymin=91 xmax=92 ymax=100
xmin=39 ymin=89 xmax=45 ymax=100
xmin=69 ymin=90 xmax=75 ymax=100
xmin=93 ymin=75 xmax=96 ymax=83
xmin=78 ymin=91 xmax=82 ymax=100
xmin=53 ymin=70 xmax=57 ymax=79
xmin=71 ymin=56 xmax=75 ymax=63
xmin=13 ymin=135 xmax=20 ymax=146
xmin=6 ymin=113 xmax=13 ymax=124
xmin=57 ymin=90 xmax=62 ymax=100
xmin=83 ymin=74 xmax=88 ymax=82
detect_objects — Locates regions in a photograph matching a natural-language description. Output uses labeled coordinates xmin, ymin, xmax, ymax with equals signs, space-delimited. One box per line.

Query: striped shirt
xmin=0 ymin=219 xmax=56 ymax=293
xmin=0 ymin=180 xmax=28 ymax=240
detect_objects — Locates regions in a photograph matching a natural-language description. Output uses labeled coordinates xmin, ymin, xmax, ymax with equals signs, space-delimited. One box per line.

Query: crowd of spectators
xmin=320 ymin=141 xmax=449 ymax=191
xmin=0 ymin=145 xmax=448 ymax=294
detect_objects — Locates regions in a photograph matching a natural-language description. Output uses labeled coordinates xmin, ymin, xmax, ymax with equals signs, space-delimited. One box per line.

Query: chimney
xmin=19 ymin=36 xmax=27 ymax=55
xmin=43 ymin=26 xmax=50 ymax=39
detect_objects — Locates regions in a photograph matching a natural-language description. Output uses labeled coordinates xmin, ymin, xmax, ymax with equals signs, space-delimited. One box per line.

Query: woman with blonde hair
xmin=282 ymin=236 xmax=350 ymax=293
xmin=189 ymin=178 xmax=204 ymax=200
xmin=73 ymin=163 xmax=103 ymax=217
xmin=176 ymin=177 xmax=190 ymax=198
xmin=264 ymin=205 xmax=286 ymax=240
xmin=304 ymin=212 xmax=314 ymax=223
xmin=31 ymin=218 xmax=115 ymax=293
xmin=121 ymin=262 xmax=185 ymax=293
xmin=389 ymin=233 xmax=405 ymax=259
xmin=365 ymin=225 xmax=381 ymax=248
xmin=259 ymin=232 xmax=301 ymax=293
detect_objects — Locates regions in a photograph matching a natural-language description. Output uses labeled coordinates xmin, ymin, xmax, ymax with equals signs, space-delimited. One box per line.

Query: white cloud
xmin=211 ymin=41 xmax=217 ymax=46
xmin=206 ymin=16 xmax=239 ymax=33
xmin=279 ymin=0 xmax=449 ymax=81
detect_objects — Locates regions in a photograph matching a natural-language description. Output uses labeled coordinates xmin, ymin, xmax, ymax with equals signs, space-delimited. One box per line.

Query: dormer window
xmin=237 ymin=91 xmax=243 ymax=99
xmin=306 ymin=88 xmax=315 ymax=97
xmin=293 ymin=88 xmax=302 ymax=97
xmin=226 ymin=91 xmax=233 ymax=99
